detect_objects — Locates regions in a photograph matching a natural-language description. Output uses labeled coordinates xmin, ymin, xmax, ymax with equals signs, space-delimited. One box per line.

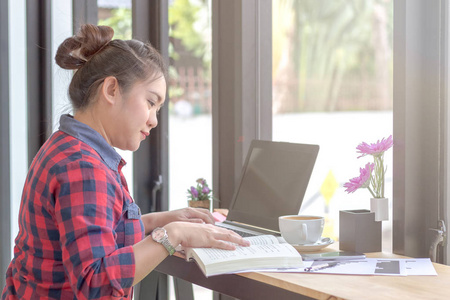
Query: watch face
xmin=152 ymin=228 xmax=166 ymax=242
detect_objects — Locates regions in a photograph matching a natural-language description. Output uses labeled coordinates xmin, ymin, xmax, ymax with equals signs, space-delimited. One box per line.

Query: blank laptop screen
xmin=226 ymin=140 xmax=319 ymax=232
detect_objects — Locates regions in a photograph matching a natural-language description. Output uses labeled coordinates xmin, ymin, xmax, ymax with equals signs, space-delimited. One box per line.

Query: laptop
xmin=216 ymin=139 xmax=319 ymax=237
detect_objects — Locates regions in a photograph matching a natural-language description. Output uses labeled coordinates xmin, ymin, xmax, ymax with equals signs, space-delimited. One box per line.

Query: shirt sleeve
xmin=51 ymin=160 xmax=135 ymax=300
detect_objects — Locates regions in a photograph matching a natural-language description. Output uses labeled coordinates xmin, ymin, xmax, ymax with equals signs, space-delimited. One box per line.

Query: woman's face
xmin=109 ymin=75 xmax=166 ymax=151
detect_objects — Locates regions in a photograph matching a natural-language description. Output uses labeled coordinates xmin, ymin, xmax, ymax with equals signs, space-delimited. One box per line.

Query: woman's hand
xmin=132 ymin=221 xmax=250 ymax=285
xmin=165 ymin=222 xmax=250 ymax=251
xmin=141 ymin=207 xmax=215 ymax=234
xmin=164 ymin=207 xmax=215 ymax=224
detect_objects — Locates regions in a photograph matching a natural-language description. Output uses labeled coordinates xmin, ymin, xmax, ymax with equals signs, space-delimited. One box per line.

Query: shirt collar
xmin=59 ymin=114 xmax=124 ymax=171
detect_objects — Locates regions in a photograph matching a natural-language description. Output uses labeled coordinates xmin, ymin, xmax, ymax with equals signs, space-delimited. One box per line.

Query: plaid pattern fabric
xmin=2 ymin=115 xmax=145 ymax=299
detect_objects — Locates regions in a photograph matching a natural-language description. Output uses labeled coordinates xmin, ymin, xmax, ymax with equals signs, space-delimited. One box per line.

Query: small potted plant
xmin=187 ymin=178 xmax=213 ymax=209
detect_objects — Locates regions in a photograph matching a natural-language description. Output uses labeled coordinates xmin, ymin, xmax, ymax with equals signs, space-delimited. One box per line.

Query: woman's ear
xmin=101 ymin=76 xmax=120 ymax=105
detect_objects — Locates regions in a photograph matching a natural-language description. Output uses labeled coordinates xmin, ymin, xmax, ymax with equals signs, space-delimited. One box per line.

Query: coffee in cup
xmin=278 ymin=215 xmax=324 ymax=245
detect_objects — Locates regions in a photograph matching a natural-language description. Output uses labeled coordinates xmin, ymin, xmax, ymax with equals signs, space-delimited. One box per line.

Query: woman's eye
xmin=147 ymin=100 xmax=156 ymax=107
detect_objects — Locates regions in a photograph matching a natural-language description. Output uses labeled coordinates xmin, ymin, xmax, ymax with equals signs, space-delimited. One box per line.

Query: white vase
xmin=370 ymin=197 xmax=389 ymax=221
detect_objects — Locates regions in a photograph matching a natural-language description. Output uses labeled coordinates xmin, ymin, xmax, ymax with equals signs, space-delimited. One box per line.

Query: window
xmin=168 ymin=0 xmax=213 ymax=212
xmin=272 ymin=0 xmax=394 ymax=251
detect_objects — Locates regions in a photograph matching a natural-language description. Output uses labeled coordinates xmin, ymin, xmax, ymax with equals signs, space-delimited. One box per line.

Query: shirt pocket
xmin=123 ymin=201 xmax=145 ymax=246
xmin=126 ymin=202 xmax=141 ymax=220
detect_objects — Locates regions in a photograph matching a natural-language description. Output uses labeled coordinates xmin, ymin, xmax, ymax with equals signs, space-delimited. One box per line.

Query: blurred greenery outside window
xmin=167 ymin=0 xmax=213 ymax=216
xmin=169 ymin=0 xmax=212 ymax=116
xmin=98 ymin=7 xmax=132 ymax=40
xmin=273 ymin=0 xmax=393 ymax=113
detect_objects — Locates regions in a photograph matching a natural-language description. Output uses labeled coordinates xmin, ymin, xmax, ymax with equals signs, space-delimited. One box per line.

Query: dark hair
xmin=55 ymin=24 xmax=168 ymax=111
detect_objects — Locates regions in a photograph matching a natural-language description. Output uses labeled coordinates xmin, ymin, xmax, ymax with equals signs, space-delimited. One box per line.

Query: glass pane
xmin=168 ymin=0 xmax=213 ymax=210
xmin=97 ymin=0 xmax=134 ymax=196
xmin=272 ymin=0 xmax=393 ymax=252
xmin=98 ymin=0 xmax=132 ymax=40
xmin=168 ymin=0 xmax=212 ymax=299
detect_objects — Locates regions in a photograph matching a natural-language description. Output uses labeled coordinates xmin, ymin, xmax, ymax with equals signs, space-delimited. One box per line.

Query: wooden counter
xmin=156 ymin=245 xmax=450 ymax=300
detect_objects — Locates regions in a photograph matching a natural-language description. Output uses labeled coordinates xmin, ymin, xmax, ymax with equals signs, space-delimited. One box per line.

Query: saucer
xmin=291 ymin=237 xmax=334 ymax=252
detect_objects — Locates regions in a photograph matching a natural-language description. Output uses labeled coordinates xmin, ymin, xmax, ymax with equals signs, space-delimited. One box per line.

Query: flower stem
xmin=372 ymin=154 xmax=385 ymax=198
xmin=367 ymin=186 xmax=376 ymax=198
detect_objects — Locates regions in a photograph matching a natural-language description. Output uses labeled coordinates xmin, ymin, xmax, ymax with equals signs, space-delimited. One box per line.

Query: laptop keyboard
xmin=215 ymin=223 xmax=259 ymax=237
xmin=230 ymin=229 xmax=257 ymax=237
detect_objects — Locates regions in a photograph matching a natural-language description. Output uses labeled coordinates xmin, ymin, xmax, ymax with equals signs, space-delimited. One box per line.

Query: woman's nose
xmin=148 ymin=110 xmax=158 ymax=128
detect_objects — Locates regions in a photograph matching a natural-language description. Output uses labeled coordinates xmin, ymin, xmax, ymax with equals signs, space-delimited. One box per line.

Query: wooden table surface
xmin=237 ymin=250 xmax=450 ymax=300
xmin=157 ymin=243 xmax=450 ymax=300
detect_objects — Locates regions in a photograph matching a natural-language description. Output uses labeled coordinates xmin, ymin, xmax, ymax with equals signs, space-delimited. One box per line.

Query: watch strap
xmin=161 ymin=237 xmax=176 ymax=256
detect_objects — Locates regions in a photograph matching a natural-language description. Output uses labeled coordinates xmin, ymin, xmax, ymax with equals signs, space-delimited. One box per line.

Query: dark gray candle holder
xmin=339 ymin=209 xmax=382 ymax=253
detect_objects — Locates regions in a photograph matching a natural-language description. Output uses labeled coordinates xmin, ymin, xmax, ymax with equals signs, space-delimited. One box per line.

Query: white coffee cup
xmin=278 ymin=215 xmax=324 ymax=245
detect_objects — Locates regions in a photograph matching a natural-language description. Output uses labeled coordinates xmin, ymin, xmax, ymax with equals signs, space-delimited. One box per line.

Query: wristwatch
xmin=151 ymin=227 xmax=176 ymax=256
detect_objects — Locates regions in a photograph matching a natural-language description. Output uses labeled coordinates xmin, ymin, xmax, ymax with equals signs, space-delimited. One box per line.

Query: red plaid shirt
xmin=2 ymin=115 xmax=145 ymax=299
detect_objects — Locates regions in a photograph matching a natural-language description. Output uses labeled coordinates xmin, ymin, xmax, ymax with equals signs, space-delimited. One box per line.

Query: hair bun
xmin=55 ymin=24 xmax=114 ymax=70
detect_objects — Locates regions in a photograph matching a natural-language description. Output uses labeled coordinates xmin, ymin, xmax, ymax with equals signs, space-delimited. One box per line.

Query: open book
xmin=184 ymin=235 xmax=303 ymax=277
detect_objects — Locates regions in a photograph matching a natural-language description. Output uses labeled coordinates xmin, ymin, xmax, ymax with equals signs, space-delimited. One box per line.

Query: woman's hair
xmin=55 ymin=24 xmax=168 ymax=111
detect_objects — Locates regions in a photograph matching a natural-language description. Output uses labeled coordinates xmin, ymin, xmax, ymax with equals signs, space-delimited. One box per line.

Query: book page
xmin=190 ymin=243 xmax=299 ymax=265
xmin=244 ymin=235 xmax=280 ymax=245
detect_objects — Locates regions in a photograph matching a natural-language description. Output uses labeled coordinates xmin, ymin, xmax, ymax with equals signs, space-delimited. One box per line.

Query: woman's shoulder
xmin=36 ymin=131 xmax=110 ymax=174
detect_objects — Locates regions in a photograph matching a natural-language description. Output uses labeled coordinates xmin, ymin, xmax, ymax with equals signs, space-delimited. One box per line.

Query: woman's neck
xmin=74 ymin=107 xmax=112 ymax=146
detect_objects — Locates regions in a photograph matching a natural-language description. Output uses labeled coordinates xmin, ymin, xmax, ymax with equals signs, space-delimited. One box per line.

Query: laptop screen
xmin=226 ymin=140 xmax=319 ymax=232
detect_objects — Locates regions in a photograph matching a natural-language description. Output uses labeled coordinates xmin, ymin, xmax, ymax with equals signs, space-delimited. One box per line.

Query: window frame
xmin=212 ymin=0 xmax=272 ymax=210
xmin=393 ymin=0 xmax=449 ymax=262
xmin=73 ymin=0 xmax=98 ymax=32
xmin=26 ymin=0 xmax=53 ymax=164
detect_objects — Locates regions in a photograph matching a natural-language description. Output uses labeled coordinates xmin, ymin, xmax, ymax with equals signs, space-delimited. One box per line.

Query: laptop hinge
xmin=223 ymin=220 xmax=281 ymax=236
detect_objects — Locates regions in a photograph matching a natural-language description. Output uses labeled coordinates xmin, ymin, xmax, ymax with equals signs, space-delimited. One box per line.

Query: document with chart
xmin=269 ymin=258 xmax=437 ymax=276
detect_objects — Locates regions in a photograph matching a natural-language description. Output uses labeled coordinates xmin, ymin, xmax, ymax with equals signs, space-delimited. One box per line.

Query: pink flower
xmin=356 ymin=135 xmax=393 ymax=158
xmin=344 ymin=163 xmax=374 ymax=193
xmin=190 ymin=186 xmax=199 ymax=198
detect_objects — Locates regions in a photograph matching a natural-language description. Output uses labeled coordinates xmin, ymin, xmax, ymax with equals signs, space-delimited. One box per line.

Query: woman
xmin=2 ymin=24 xmax=249 ymax=300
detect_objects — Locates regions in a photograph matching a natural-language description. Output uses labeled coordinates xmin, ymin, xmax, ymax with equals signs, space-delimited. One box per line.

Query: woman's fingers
xmin=166 ymin=222 xmax=250 ymax=250
xmin=207 ymin=226 xmax=250 ymax=248
xmin=187 ymin=218 xmax=204 ymax=223
xmin=185 ymin=208 xmax=215 ymax=224
xmin=210 ymin=240 xmax=237 ymax=251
